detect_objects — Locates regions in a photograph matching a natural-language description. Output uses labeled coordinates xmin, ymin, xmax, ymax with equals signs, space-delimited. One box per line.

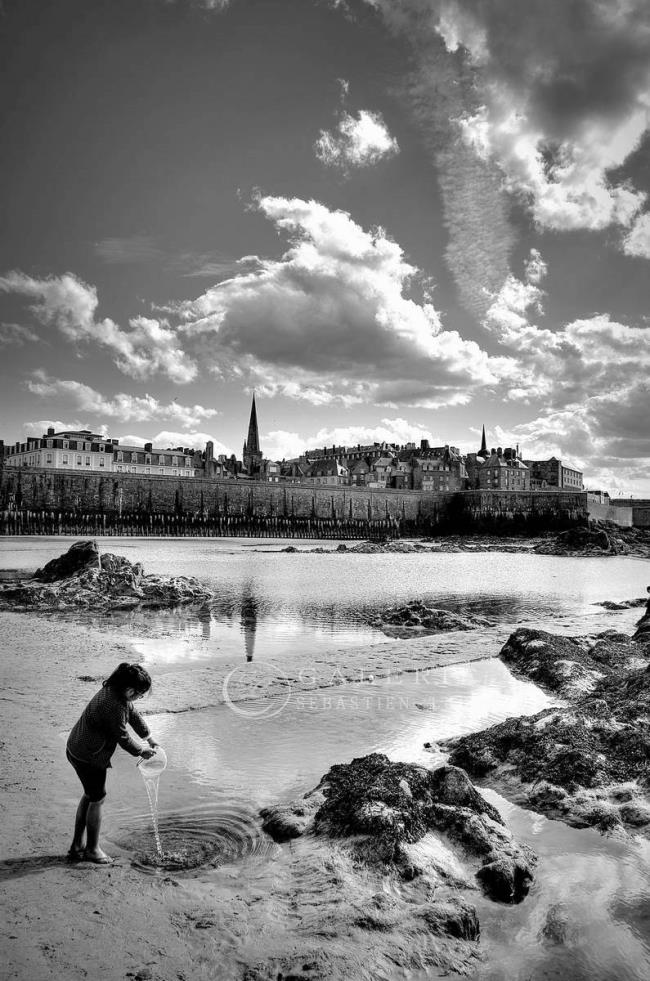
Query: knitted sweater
xmin=67 ymin=685 xmax=150 ymax=768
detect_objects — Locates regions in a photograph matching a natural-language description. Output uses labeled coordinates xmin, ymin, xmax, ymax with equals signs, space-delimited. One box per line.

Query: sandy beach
xmin=1 ymin=607 xmax=500 ymax=981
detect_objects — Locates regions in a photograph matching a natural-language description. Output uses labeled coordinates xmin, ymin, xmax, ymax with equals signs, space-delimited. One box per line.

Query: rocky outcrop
xmin=442 ymin=597 xmax=650 ymax=835
xmin=0 ymin=540 xmax=213 ymax=610
xmin=497 ymin=626 xmax=646 ymax=698
xmin=262 ymin=754 xmax=535 ymax=904
xmin=534 ymin=523 xmax=650 ymax=557
xmin=369 ymin=600 xmax=491 ymax=637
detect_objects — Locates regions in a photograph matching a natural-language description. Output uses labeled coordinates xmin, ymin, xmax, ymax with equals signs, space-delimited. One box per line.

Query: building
xmin=242 ymin=395 xmax=263 ymax=475
xmin=524 ymin=456 xmax=583 ymax=491
xmin=4 ymin=428 xmax=115 ymax=472
xmin=478 ymin=447 xmax=530 ymax=491
xmin=112 ymin=442 xmax=200 ymax=477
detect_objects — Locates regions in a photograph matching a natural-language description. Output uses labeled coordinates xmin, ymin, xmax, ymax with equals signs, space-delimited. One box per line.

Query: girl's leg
xmin=72 ymin=794 xmax=90 ymax=852
xmin=84 ymin=799 xmax=112 ymax=863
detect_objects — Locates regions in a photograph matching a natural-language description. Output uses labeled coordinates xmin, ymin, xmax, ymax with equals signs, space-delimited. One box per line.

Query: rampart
xmin=0 ymin=466 xmax=588 ymax=537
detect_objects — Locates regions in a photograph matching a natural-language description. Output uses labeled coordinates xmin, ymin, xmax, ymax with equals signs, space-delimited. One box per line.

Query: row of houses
xmin=1 ymin=425 xmax=584 ymax=494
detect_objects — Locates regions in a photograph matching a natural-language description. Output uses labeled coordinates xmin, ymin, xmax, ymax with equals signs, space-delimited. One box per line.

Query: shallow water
xmin=3 ymin=536 xmax=650 ymax=979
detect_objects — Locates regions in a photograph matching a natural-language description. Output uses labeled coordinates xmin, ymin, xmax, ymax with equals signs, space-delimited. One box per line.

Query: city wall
xmin=0 ymin=466 xmax=588 ymax=537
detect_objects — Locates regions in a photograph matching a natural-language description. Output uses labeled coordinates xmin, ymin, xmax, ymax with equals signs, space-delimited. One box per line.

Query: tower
xmin=242 ymin=394 xmax=263 ymax=473
xmin=478 ymin=425 xmax=488 ymax=458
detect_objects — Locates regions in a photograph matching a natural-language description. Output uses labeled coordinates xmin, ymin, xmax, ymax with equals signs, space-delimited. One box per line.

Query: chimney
xmin=47 ymin=427 xmax=55 ymax=436
xmin=144 ymin=442 xmax=153 ymax=452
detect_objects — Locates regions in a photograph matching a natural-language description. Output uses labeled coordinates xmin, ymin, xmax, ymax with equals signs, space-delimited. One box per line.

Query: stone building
xmin=478 ymin=447 xmax=530 ymax=491
xmin=524 ymin=456 xmax=583 ymax=491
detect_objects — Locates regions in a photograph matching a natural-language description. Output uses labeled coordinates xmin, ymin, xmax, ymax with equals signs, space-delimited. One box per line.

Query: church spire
xmin=243 ymin=393 xmax=262 ymax=472
xmin=478 ymin=425 xmax=488 ymax=457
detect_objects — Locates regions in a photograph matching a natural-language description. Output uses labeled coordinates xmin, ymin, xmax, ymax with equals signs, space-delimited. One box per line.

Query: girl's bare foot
xmin=83 ymin=848 xmax=113 ymax=865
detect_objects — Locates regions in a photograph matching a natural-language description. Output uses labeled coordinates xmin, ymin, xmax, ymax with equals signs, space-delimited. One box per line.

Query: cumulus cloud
xmin=263 ymin=417 xmax=435 ymax=460
xmin=315 ymin=109 xmax=400 ymax=171
xmin=484 ymin=252 xmax=650 ymax=408
xmin=622 ymin=211 xmax=650 ymax=259
xmin=26 ymin=371 xmax=218 ymax=427
xmin=490 ymin=381 xmax=650 ymax=494
xmin=173 ymin=194 xmax=512 ymax=407
xmin=359 ymin=0 xmax=650 ymax=313
xmin=0 ymin=271 xmax=197 ymax=383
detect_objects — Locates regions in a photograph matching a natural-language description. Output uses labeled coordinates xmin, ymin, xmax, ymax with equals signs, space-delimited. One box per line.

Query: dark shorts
xmin=66 ymin=749 xmax=107 ymax=802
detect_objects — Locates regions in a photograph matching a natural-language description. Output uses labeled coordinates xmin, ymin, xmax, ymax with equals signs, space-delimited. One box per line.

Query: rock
xmin=444 ymin=633 xmax=650 ymax=836
xmin=34 ymin=540 xmax=99 ymax=581
xmin=497 ymin=627 xmax=645 ymax=698
xmin=539 ymin=904 xmax=569 ymax=945
xmin=421 ymin=898 xmax=480 ymax=940
xmin=476 ymin=857 xmax=533 ymax=903
xmin=262 ymin=754 xmax=535 ymax=904
xmin=0 ymin=543 xmax=214 ymax=611
xmin=370 ymin=600 xmax=491 ymax=637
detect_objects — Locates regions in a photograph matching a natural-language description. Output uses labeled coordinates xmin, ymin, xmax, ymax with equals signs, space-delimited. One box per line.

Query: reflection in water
xmin=240 ymin=586 xmax=258 ymax=662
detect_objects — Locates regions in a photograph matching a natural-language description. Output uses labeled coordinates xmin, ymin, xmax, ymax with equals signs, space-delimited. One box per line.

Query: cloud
xmin=315 ymin=109 xmax=400 ymax=171
xmin=0 ymin=322 xmax=39 ymax=347
xmin=622 ymin=211 xmax=650 ymax=259
xmin=0 ymin=271 xmax=197 ymax=383
xmin=94 ymin=236 xmax=165 ymax=264
xmin=367 ymin=0 xmax=650 ymax=237
xmin=263 ymin=417 xmax=436 ymax=460
xmin=172 ymin=194 xmax=512 ymax=407
xmin=26 ymin=371 xmax=218 ymax=427
xmin=490 ymin=382 xmax=650 ymax=494
xmin=483 ymin=253 xmax=650 ymax=409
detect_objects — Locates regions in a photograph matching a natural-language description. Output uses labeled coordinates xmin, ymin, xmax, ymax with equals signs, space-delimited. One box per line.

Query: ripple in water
xmin=115 ymin=801 xmax=277 ymax=874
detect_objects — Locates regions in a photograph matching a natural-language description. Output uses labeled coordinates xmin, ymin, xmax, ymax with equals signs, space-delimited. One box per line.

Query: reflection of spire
xmin=197 ymin=605 xmax=212 ymax=640
xmin=240 ymin=589 xmax=258 ymax=662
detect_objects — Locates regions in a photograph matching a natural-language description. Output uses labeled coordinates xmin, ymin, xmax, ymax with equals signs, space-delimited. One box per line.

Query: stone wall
xmin=586 ymin=501 xmax=635 ymax=527
xmin=0 ymin=466 xmax=588 ymax=537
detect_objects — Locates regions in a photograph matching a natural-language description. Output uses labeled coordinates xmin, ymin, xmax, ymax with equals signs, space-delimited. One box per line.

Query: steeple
xmin=242 ymin=393 xmax=262 ymax=473
xmin=478 ymin=425 xmax=488 ymax=458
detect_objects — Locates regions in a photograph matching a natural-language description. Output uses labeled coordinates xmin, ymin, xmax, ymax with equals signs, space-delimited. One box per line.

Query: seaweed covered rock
xmin=498 ymin=627 xmax=645 ymax=697
xmin=445 ymin=660 xmax=650 ymax=834
xmin=370 ymin=600 xmax=491 ymax=637
xmin=0 ymin=540 xmax=213 ymax=610
xmin=34 ymin=539 xmax=100 ymax=581
xmin=262 ymin=754 xmax=535 ymax=904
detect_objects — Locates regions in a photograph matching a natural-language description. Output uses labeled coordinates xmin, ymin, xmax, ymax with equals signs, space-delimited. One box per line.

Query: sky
xmin=0 ymin=0 xmax=649 ymax=494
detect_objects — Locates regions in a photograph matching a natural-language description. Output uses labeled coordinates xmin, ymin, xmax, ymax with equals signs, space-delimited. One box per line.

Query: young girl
xmin=66 ymin=662 xmax=158 ymax=864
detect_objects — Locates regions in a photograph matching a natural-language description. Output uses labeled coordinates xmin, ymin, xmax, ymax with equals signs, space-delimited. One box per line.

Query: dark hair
xmin=103 ymin=662 xmax=152 ymax=697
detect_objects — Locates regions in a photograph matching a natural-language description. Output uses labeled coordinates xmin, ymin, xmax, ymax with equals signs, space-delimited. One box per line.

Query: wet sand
xmin=0 ymin=609 xmax=496 ymax=981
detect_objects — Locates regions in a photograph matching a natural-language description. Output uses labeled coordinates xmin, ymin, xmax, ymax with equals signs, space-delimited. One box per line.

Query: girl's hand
xmin=140 ymin=748 xmax=156 ymax=760
xmin=147 ymin=736 xmax=159 ymax=748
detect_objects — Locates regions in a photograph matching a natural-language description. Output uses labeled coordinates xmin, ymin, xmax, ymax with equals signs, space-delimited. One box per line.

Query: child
xmin=66 ymin=662 xmax=158 ymax=864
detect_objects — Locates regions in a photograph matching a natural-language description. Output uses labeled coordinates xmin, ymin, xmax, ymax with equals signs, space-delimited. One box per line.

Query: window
xmin=172 ymin=457 xmax=178 ymax=467
xmin=85 ymin=456 xmax=90 ymax=465
xmin=76 ymin=455 xmax=82 ymax=465
xmin=63 ymin=440 xmax=69 ymax=449
xmin=145 ymin=468 xmax=151 ymax=474
xmin=62 ymin=454 xmax=68 ymax=464
xmin=46 ymin=453 xmax=52 ymax=464
xmin=131 ymin=453 xmax=138 ymax=463
xmin=145 ymin=455 xmax=151 ymax=465
xmin=117 ymin=452 xmax=123 ymax=462
xmin=46 ymin=439 xmax=53 ymax=449
xmin=99 ymin=457 xmax=105 ymax=467
xmin=99 ymin=444 xmax=105 ymax=452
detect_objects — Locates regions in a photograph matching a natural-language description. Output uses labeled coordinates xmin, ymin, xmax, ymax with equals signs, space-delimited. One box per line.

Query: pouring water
xmin=137 ymin=746 xmax=167 ymax=857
